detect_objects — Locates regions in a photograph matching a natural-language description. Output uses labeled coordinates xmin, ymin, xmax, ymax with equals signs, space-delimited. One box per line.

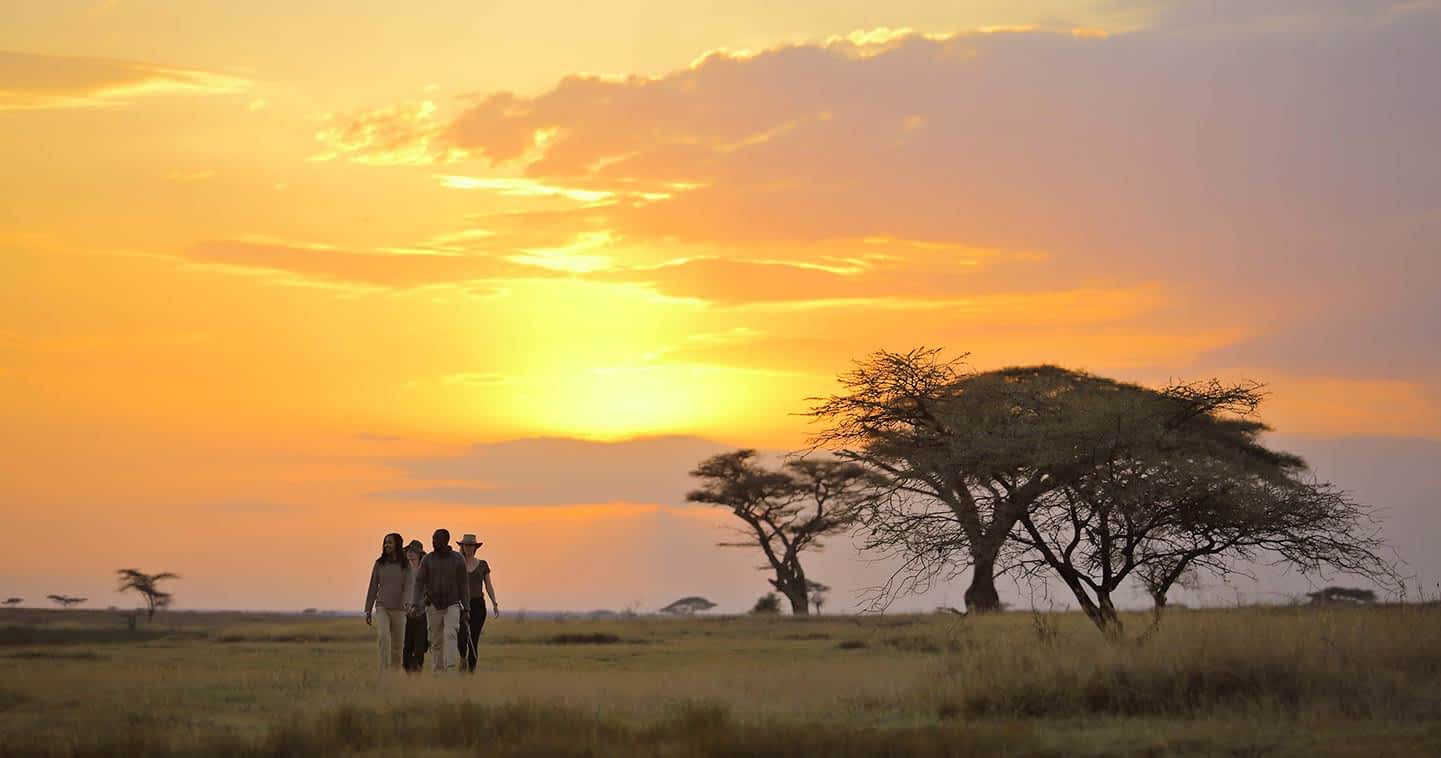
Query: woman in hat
xmin=364 ymin=532 xmax=409 ymax=672
xmin=401 ymin=539 xmax=428 ymax=672
xmin=455 ymin=533 xmax=499 ymax=673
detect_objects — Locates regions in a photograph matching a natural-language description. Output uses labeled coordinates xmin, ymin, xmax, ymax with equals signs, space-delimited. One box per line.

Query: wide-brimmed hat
xmin=404 ymin=539 xmax=426 ymax=555
xmin=456 ymin=534 xmax=483 ymax=548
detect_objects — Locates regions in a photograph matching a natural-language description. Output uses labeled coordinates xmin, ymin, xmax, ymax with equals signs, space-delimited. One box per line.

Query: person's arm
xmin=457 ymin=557 xmax=471 ymax=613
xmin=483 ymin=570 xmax=499 ymax=616
xmin=364 ymin=563 xmax=379 ymax=624
xmin=415 ymin=556 xmax=431 ymax=609
xmin=401 ymin=565 xmax=415 ymax=611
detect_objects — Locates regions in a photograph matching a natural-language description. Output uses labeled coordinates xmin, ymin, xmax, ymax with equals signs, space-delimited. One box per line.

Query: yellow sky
xmin=2 ymin=0 xmax=1439 ymax=612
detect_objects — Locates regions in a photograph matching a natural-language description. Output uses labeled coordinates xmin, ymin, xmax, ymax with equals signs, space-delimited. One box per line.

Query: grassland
xmin=1 ymin=604 xmax=1439 ymax=756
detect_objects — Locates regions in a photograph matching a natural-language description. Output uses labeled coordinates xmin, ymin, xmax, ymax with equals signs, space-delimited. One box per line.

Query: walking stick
xmin=458 ymin=608 xmax=472 ymax=670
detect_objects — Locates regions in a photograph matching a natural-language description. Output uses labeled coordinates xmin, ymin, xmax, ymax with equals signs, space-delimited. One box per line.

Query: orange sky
xmin=3 ymin=0 xmax=1439 ymax=613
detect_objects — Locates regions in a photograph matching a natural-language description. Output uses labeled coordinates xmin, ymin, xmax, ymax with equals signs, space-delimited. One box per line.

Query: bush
xmin=751 ymin=593 xmax=782 ymax=615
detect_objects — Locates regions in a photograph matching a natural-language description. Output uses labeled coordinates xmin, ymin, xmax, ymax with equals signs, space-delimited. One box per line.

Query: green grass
xmin=1 ymin=605 xmax=1439 ymax=755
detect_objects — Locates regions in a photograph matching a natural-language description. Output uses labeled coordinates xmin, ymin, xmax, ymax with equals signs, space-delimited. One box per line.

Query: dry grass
xmin=1 ymin=605 xmax=1439 ymax=755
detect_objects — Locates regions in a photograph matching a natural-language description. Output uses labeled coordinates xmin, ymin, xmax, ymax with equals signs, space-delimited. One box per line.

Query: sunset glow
xmin=3 ymin=0 xmax=1438 ymax=614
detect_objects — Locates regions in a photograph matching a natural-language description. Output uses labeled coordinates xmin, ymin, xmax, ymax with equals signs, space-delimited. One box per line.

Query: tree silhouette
xmin=116 ymin=569 xmax=179 ymax=619
xmin=807 ymin=350 xmax=1288 ymax=615
xmin=1307 ymin=586 xmax=1379 ymax=605
xmin=659 ymin=596 xmax=717 ymax=615
xmin=688 ymin=451 xmax=877 ymax=615
xmin=4 ymin=597 xmax=24 ymax=607
xmin=46 ymin=594 xmax=86 ymax=608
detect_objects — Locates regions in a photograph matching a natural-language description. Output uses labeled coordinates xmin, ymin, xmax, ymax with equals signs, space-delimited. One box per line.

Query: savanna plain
xmin=2 ymin=605 xmax=1439 ymax=756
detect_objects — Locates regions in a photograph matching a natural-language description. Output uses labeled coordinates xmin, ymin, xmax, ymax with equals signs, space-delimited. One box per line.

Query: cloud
xmin=372 ymin=435 xmax=745 ymax=506
xmin=0 ymin=50 xmax=249 ymax=111
xmin=312 ymin=100 xmax=464 ymax=165
xmin=416 ymin=3 xmax=1438 ymax=377
xmin=283 ymin=2 xmax=1438 ymax=400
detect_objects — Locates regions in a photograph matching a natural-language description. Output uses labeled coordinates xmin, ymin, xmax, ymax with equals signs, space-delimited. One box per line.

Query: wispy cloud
xmin=312 ymin=100 xmax=464 ymax=165
xmin=0 ymin=50 xmax=249 ymax=111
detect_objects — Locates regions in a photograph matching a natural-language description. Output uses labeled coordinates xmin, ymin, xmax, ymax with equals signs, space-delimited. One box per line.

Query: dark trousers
xmin=459 ymin=600 xmax=488 ymax=672
xmin=402 ymin=613 xmax=427 ymax=672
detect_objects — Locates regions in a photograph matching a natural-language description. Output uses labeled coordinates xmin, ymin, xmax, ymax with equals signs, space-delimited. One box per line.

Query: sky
xmin=2 ymin=0 xmax=1439 ymax=613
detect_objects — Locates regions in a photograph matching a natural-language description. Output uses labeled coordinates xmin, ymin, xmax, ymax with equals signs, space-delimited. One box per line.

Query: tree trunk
xmin=1150 ymin=589 xmax=1168 ymax=609
xmin=964 ymin=554 xmax=1002 ymax=613
xmin=1095 ymin=592 xmax=1123 ymax=640
xmin=782 ymin=584 xmax=810 ymax=616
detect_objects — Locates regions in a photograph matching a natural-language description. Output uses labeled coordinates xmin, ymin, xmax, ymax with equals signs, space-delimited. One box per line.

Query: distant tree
xmin=807 ymin=581 xmax=829 ymax=615
xmin=3 ymin=597 xmax=23 ymax=607
xmin=46 ymin=594 xmax=86 ymax=608
xmin=302 ymin=608 xmax=318 ymax=615
xmin=688 ymin=450 xmax=877 ymax=615
xmin=116 ymin=569 xmax=179 ymax=619
xmin=1135 ymin=557 xmax=1201 ymax=609
xmin=751 ymin=592 xmax=782 ymax=615
xmin=1307 ymin=586 xmax=1379 ymax=605
xmin=660 ymin=596 xmax=717 ymax=615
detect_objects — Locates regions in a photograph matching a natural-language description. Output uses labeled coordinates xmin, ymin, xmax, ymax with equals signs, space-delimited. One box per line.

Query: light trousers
xmin=426 ymin=603 xmax=462 ymax=672
xmin=373 ymin=605 xmax=406 ymax=672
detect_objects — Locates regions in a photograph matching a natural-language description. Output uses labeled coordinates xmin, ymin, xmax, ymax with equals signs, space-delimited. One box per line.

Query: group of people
xmin=363 ymin=528 xmax=500 ymax=673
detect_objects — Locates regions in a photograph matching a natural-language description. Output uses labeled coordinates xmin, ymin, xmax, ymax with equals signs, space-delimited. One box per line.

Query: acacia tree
xmin=688 ymin=451 xmax=876 ymax=615
xmin=46 ymin=594 xmax=86 ymax=608
xmin=660 ymin=596 xmax=717 ymax=615
xmin=116 ymin=569 xmax=179 ymax=619
xmin=1005 ymin=380 xmax=1393 ymax=637
xmin=2 ymin=598 xmax=21 ymax=607
xmin=809 ymin=350 xmax=1161 ymax=612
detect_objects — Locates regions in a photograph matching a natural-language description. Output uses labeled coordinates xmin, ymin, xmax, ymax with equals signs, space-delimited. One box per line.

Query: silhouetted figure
xmin=456 ymin=534 xmax=499 ymax=673
xmin=401 ymin=540 xmax=428 ymax=672
xmin=416 ymin=528 xmax=470 ymax=672
xmin=364 ymin=532 xmax=408 ymax=672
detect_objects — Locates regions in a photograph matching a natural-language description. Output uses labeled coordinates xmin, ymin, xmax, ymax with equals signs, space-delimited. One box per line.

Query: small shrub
xmin=545 ymin=632 xmax=624 ymax=645
xmin=751 ymin=593 xmax=782 ymax=615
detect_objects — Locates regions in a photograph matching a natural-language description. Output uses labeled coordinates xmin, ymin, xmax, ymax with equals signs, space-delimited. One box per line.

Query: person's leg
xmin=403 ymin=615 xmax=425 ymax=671
xmin=375 ymin=607 xmax=394 ymax=673
xmin=401 ymin=616 xmax=416 ymax=671
xmin=386 ymin=608 xmax=406 ymax=669
xmin=426 ymin=606 xmax=445 ymax=672
xmin=465 ymin=600 xmax=485 ymax=672
xmin=440 ymin=604 xmax=461 ymax=671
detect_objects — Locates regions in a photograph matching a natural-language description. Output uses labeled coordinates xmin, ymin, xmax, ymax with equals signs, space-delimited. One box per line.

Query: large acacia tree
xmin=809 ymin=351 xmax=1143 ymax=611
xmin=687 ymin=450 xmax=876 ymax=615
xmin=809 ymin=349 xmax=1322 ymax=614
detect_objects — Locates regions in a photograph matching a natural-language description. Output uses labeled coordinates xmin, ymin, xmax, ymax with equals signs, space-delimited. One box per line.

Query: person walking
xmin=364 ymin=532 xmax=409 ymax=672
xmin=415 ymin=528 xmax=469 ymax=672
xmin=455 ymin=534 xmax=500 ymax=672
xmin=401 ymin=540 xmax=428 ymax=672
